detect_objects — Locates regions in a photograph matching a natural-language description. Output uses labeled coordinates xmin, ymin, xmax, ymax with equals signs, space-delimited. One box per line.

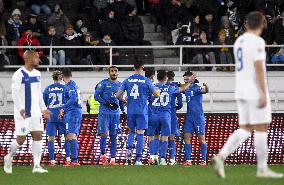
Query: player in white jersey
xmin=4 ymin=50 xmax=51 ymax=174
xmin=213 ymin=11 xmax=283 ymax=179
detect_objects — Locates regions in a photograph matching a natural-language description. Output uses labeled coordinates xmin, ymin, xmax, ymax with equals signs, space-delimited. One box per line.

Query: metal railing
xmin=1 ymin=45 xmax=284 ymax=71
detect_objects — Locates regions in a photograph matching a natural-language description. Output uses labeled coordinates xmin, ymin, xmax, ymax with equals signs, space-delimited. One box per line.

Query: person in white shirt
xmin=213 ymin=11 xmax=283 ymax=179
xmin=4 ymin=50 xmax=51 ymax=174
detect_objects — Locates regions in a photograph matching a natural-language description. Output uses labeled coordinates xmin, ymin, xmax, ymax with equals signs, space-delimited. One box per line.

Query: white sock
xmin=110 ymin=158 xmax=115 ymax=162
xmin=255 ymin=131 xmax=268 ymax=171
xmin=8 ymin=140 xmax=20 ymax=158
xmin=32 ymin=141 xmax=42 ymax=167
xmin=219 ymin=129 xmax=251 ymax=159
xmin=66 ymin=157 xmax=71 ymax=162
xmin=150 ymin=155 xmax=155 ymax=160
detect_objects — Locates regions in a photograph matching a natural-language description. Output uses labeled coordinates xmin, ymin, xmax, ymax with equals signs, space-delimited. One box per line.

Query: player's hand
xmin=20 ymin=109 xmax=26 ymax=119
xmin=58 ymin=109 xmax=64 ymax=119
xmin=42 ymin=109 xmax=51 ymax=120
xmin=258 ymin=93 xmax=267 ymax=108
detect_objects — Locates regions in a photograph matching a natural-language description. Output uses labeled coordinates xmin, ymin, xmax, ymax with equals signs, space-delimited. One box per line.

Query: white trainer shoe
xmin=4 ymin=155 xmax=12 ymax=174
xmin=135 ymin=161 xmax=143 ymax=166
xmin=160 ymin=158 xmax=167 ymax=165
xmin=212 ymin=155 xmax=225 ymax=179
xmin=32 ymin=165 xmax=48 ymax=173
xmin=169 ymin=159 xmax=177 ymax=165
xmin=256 ymin=168 xmax=283 ymax=178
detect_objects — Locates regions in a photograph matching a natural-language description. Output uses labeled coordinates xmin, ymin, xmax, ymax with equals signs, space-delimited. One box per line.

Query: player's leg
xmin=183 ymin=117 xmax=194 ymax=166
xmin=197 ymin=120 xmax=207 ymax=165
xmin=169 ymin=113 xmax=178 ymax=165
xmin=4 ymin=117 xmax=28 ymax=174
xmin=58 ymin=121 xmax=71 ymax=164
xmin=46 ymin=121 xmax=57 ymax=166
xmin=159 ymin=113 xmax=171 ymax=165
xmin=109 ymin=114 xmax=120 ymax=165
xmin=126 ymin=114 xmax=136 ymax=164
xmin=98 ymin=113 xmax=109 ymax=165
xmin=135 ymin=114 xmax=148 ymax=165
xmin=147 ymin=114 xmax=158 ymax=164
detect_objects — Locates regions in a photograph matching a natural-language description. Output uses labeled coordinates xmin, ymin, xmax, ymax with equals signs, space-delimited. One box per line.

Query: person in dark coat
xmin=23 ymin=14 xmax=45 ymax=38
xmin=6 ymin=8 xmax=23 ymax=45
xmin=121 ymin=5 xmax=144 ymax=46
xmin=28 ymin=0 xmax=51 ymax=15
xmin=274 ymin=12 xmax=284 ymax=45
xmin=109 ymin=0 xmax=130 ymax=21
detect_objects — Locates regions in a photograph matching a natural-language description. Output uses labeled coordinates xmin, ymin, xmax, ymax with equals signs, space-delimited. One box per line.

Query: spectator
xmin=148 ymin=0 xmax=163 ymax=32
xmin=191 ymin=30 xmax=216 ymax=71
xmin=219 ymin=16 xmax=236 ymax=42
xmin=0 ymin=35 xmax=10 ymax=69
xmin=28 ymin=0 xmax=51 ymax=15
xmin=47 ymin=4 xmax=70 ymax=39
xmin=98 ymin=34 xmax=118 ymax=65
xmin=200 ymin=11 xmax=219 ymax=42
xmin=93 ymin=0 xmax=108 ymax=11
xmin=6 ymin=9 xmax=23 ymax=45
xmin=121 ymin=5 xmax=144 ymax=45
xmin=100 ymin=9 xmax=122 ymax=45
xmin=74 ymin=17 xmax=88 ymax=38
xmin=61 ymin=24 xmax=83 ymax=65
xmin=214 ymin=30 xmax=233 ymax=71
xmin=24 ymin=14 xmax=45 ymax=38
xmin=41 ymin=25 xmax=65 ymax=65
xmin=274 ymin=11 xmax=284 ymax=45
xmin=109 ymin=0 xmax=130 ymax=21
xmin=83 ymin=32 xmax=100 ymax=65
xmin=190 ymin=14 xmax=201 ymax=42
xmin=17 ymin=25 xmax=48 ymax=64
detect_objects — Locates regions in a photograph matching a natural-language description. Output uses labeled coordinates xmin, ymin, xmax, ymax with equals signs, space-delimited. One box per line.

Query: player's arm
xmin=94 ymin=83 xmax=107 ymax=105
xmin=147 ymin=79 xmax=160 ymax=97
xmin=38 ymin=81 xmax=51 ymax=119
xmin=43 ymin=88 xmax=48 ymax=107
xmin=116 ymin=80 xmax=127 ymax=104
xmin=176 ymin=93 xmax=183 ymax=110
xmin=11 ymin=72 xmax=25 ymax=118
xmin=255 ymin=60 xmax=267 ymax=108
xmin=62 ymin=88 xmax=77 ymax=111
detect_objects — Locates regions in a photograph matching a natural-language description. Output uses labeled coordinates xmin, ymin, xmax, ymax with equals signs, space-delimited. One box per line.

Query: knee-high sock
xmin=127 ymin=132 xmax=135 ymax=151
xmin=160 ymin=141 xmax=168 ymax=158
xmin=136 ymin=134 xmax=144 ymax=162
xmin=64 ymin=140 xmax=71 ymax=158
xmin=201 ymin=143 xmax=207 ymax=161
xmin=219 ymin=129 xmax=251 ymax=159
xmin=153 ymin=138 xmax=159 ymax=155
xmin=169 ymin=140 xmax=176 ymax=160
xmin=149 ymin=139 xmax=155 ymax=155
xmin=48 ymin=141 xmax=55 ymax=160
xmin=159 ymin=140 xmax=163 ymax=156
xmin=8 ymin=140 xmax=20 ymax=158
xmin=185 ymin=144 xmax=192 ymax=161
xmin=110 ymin=135 xmax=117 ymax=158
xmin=32 ymin=141 xmax=42 ymax=166
xmin=70 ymin=139 xmax=78 ymax=162
xmin=255 ymin=131 xmax=268 ymax=171
xmin=100 ymin=136 xmax=107 ymax=155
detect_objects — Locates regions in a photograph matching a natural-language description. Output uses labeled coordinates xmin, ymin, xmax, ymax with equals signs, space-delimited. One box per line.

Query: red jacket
xmin=148 ymin=0 xmax=160 ymax=5
xmin=17 ymin=32 xmax=43 ymax=58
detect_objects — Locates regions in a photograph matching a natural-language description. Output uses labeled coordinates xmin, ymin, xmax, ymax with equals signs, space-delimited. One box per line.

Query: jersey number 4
xmin=130 ymin=84 xmax=139 ymax=99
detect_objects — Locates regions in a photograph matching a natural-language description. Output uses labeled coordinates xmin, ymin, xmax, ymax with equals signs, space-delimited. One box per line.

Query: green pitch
xmin=1 ymin=165 xmax=283 ymax=185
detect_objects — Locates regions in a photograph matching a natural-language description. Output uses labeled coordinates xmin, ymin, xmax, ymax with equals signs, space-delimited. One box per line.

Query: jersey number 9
xmin=237 ymin=47 xmax=243 ymax=71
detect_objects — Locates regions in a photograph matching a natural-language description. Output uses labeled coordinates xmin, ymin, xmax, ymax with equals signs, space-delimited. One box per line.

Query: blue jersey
xmin=166 ymin=81 xmax=183 ymax=111
xmin=62 ymin=80 xmax=82 ymax=113
xmin=43 ymin=83 xmax=65 ymax=122
xmin=120 ymin=74 xmax=155 ymax=115
xmin=185 ymin=83 xmax=204 ymax=117
xmin=95 ymin=79 xmax=123 ymax=114
xmin=150 ymin=83 xmax=179 ymax=113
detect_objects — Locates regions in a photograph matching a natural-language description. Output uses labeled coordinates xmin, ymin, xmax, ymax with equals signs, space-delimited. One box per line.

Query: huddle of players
xmin=44 ymin=60 xmax=209 ymax=166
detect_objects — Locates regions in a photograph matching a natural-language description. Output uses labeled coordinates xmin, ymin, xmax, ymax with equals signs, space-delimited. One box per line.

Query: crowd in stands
xmin=0 ymin=0 xmax=284 ymax=70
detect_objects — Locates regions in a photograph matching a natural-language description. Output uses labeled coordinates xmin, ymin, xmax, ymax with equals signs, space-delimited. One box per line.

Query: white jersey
xmin=234 ymin=32 xmax=268 ymax=100
xmin=12 ymin=67 xmax=46 ymax=118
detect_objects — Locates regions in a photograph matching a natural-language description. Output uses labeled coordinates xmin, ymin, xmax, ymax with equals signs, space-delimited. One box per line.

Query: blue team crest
xmin=36 ymin=76 xmax=40 ymax=81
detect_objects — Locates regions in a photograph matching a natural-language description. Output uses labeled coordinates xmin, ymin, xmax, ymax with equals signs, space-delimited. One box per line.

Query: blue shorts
xmin=148 ymin=112 xmax=171 ymax=136
xmin=64 ymin=111 xmax=82 ymax=135
xmin=98 ymin=113 xmax=120 ymax=135
xmin=147 ymin=114 xmax=160 ymax=136
xmin=46 ymin=121 xmax=66 ymax=136
xmin=184 ymin=115 xmax=205 ymax=135
xmin=170 ymin=110 xmax=180 ymax=136
xmin=127 ymin=114 xmax=148 ymax=130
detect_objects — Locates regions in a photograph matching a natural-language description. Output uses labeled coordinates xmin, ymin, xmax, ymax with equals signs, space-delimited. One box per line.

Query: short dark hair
xmin=133 ymin=59 xmax=144 ymax=70
xmin=167 ymin=71 xmax=175 ymax=80
xmin=62 ymin=68 xmax=72 ymax=77
xmin=183 ymin=71 xmax=193 ymax=77
xmin=52 ymin=70 xmax=62 ymax=81
xmin=157 ymin=70 xmax=167 ymax=81
xmin=108 ymin=66 xmax=118 ymax=72
xmin=246 ymin=11 xmax=267 ymax=30
xmin=145 ymin=69 xmax=155 ymax=78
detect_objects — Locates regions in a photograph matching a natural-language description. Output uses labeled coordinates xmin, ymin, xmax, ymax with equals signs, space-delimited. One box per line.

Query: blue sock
xmin=64 ymin=140 xmax=70 ymax=158
xmin=136 ymin=134 xmax=144 ymax=162
xmin=149 ymin=139 xmax=155 ymax=155
xmin=127 ymin=132 xmax=135 ymax=152
xmin=153 ymin=138 xmax=159 ymax=155
xmin=201 ymin=143 xmax=207 ymax=161
xmin=48 ymin=141 xmax=55 ymax=160
xmin=159 ymin=140 xmax=163 ymax=156
xmin=100 ymin=136 xmax=107 ymax=155
xmin=160 ymin=141 xmax=168 ymax=158
xmin=169 ymin=140 xmax=176 ymax=160
xmin=185 ymin=144 xmax=192 ymax=161
xmin=70 ymin=139 xmax=78 ymax=162
xmin=110 ymin=135 xmax=117 ymax=158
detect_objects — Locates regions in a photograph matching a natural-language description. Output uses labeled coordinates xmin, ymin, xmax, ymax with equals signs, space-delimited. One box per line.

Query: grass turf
xmin=0 ymin=165 xmax=283 ymax=185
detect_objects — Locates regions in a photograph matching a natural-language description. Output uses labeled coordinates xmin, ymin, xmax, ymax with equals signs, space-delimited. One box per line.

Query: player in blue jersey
xmin=183 ymin=71 xmax=209 ymax=166
xmin=149 ymin=70 xmax=190 ymax=165
xmin=95 ymin=66 xmax=124 ymax=165
xmin=166 ymin=71 xmax=183 ymax=165
xmin=116 ymin=60 xmax=160 ymax=165
xmin=59 ymin=68 xmax=82 ymax=166
xmin=43 ymin=70 xmax=71 ymax=166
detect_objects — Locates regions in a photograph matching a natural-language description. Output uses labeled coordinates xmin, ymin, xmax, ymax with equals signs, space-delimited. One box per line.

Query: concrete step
xmin=144 ymin=32 xmax=164 ymax=41
xmin=153 ymin=49 xmax=177 ymax=57
xmin=150 ymin=40 xmax=167 ymax=45
xmin=139 ymin=15 xmax=152 ymax=24
xmin=144 ymin=23 xmax=162 ymax=33
xmin=154 ymin=57 xmax=180 ymax=64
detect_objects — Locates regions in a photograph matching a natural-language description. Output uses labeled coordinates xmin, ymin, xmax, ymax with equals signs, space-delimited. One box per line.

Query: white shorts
xmin=237 ymin=99 xmax=272 ymax=125
xmin=14 ymin=117 xmax=44 ymax=136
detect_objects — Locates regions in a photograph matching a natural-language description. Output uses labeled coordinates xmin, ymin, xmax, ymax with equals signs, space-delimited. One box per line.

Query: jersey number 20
xmin=152 ymin=92 xmax=170 ymax=106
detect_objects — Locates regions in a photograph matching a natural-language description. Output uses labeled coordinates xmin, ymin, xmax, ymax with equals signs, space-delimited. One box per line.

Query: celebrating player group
xmin=3 ymin=11 xmax=282 ymax=179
